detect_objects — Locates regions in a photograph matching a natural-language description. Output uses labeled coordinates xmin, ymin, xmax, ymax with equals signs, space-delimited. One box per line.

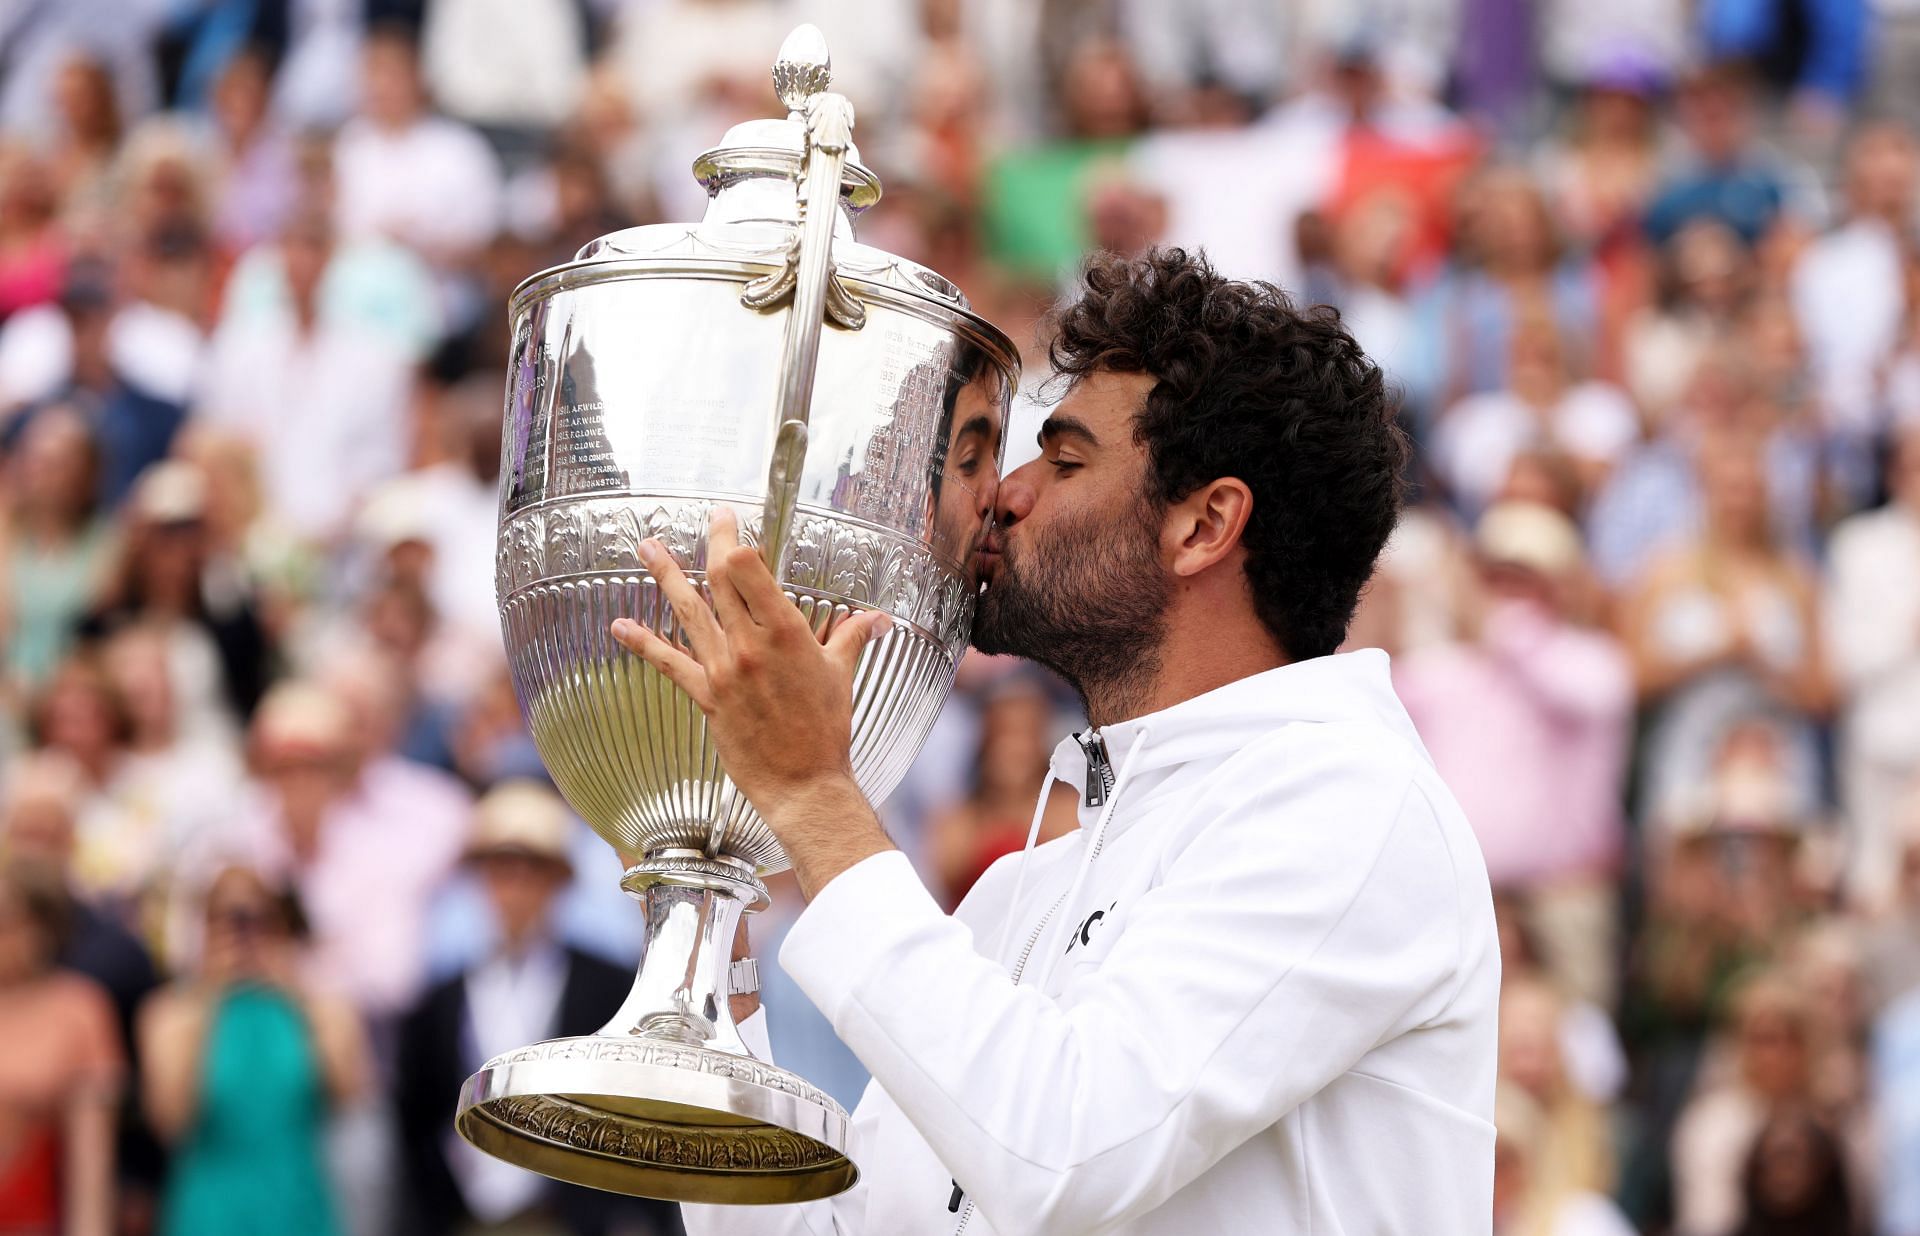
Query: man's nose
xmin=994 ymin=460 xmax=1040 ymax=527
xmin=974 ymin=470 xmax=999 ymax=520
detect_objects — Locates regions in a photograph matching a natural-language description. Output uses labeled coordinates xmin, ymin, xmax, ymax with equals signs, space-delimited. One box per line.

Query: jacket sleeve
xmin=778 ymin=737 xmax=1473 ymax=1236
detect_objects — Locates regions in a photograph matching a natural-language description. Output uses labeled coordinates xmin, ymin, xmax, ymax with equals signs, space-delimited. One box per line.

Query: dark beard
xmin=971 ymin=496 xmax=1169 ymax=724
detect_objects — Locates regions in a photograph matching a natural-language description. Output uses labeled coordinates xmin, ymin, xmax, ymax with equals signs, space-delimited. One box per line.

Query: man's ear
xmin=1164 ymin=478 xmax=1253 ymax=578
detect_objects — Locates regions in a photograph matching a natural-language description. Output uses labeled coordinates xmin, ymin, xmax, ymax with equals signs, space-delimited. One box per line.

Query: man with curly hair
xmin=619 ymin=249 xmax=1499 ymax=1236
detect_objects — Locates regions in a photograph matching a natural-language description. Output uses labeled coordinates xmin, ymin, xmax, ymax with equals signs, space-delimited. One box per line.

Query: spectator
xmin=0 ymin=406 xmax=114 ymax=690
xmin=97 ymin=621 xmax=245 ymax=888
xmin=170 ymin=424 xmax=315 ymax=627
xmin=355 ymin=368 xmax=505 ymax=646
xmin=1588 ymin=345 xmax=1824 ymax=590
xmin=1501 ymin=975 xmax=1621 ymax=1199
xmin=1825 ymin=418 xmax=1920 ymax=909
xmin=1399 ymin=501 xmax=1633 ymax=1004
xmin=1730 ymin=1108 xmax=1854 ymax=1236
xmin=0 ymin=255 xmax=196 ymax=507
xmin=1671 ymin=972 xmax=1818 ymax=1236
xmin=1873 ymin=979 xmax=1920 ymax=1236
xmin=0 ymin=749 xmax=164 ymax=1227
xmin=1431 ymin=311 xmax=1641 ymax=518
xmin=0 ymin=750 xmax=160 ymax=1043
xmin=1620 ymin=430 xmax=1831 ymax=829
xmin=1409 ymin=167 xmax=1601 ymax=420
xmin=196 ymin=207 xmax=418 ymax=543
xmin=420 ymin=0 xmax=589 ymax=157
xmin=0 ymin=866 xmax=123 ymax=1236
xmin=982 ymin=37 xmax=1148 ymax=281
xmin=1538 ymin=54 xmax=1665 ymax=265
xmin=139 ymin=864 xmax=366 ymax=1236
xmin=204 ymin=47 xmax=299 ymax=256
xmin=46 ymin=52 xmax=126 ymax=240
xmin=1790 ymin=123 xmax=1916 ymax=443
xmin=1312 ymin=192 xmax=1420 ymax=386
xmin=112 ymin=117 xmax=212 ymax=253
xmin=0 ymin=144 xmax=63 ymax=323
xmin=195 ymin=679 xmax=464 ymax=1017
xmin=1644 ymin=64 xmax=1823 ymax=246
xmin=269 ymin=0 xmax=365 ymax=131
xmin=606 ymin=0 xmax=791 ymax=154
xmin=396 ymin=780 xmax=668 ymax=1235
xmin=1494 ymin=1080 xmax=1637 ymax=1236
xmin=83 ymin=460 xmax=277 ymax=742
xmin=0 ymin=237 xmax=203 ymax=434
xmin=1620 ymin=221 xmax=1749 ymax=434
xmin=332 ymin=25 xmax=504 ymax=273
xmin=924 ymin=672 xmax=1068 ymax=907
xmin=216 ymin=133 xmax=443 ymax=357
xmin=27 ymin=643 xmax=243 ymax=930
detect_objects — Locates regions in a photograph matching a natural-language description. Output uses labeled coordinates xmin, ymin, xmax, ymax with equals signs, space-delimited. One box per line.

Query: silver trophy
xmin=455 ymin=25 xmax=1016 ymax=1205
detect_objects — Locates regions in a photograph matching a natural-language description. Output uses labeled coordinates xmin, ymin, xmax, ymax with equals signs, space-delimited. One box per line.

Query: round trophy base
xmin=456 ymin=1035 xmax=856 ymax=1204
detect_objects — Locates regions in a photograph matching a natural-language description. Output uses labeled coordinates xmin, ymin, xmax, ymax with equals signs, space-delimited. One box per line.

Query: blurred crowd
xmin=1 ymin=0 xmax=1919 ymax=1234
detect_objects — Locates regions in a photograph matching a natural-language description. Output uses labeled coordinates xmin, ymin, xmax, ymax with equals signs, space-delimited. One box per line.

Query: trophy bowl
xmin=455 ymin=25 xmax=1017 ymax=1204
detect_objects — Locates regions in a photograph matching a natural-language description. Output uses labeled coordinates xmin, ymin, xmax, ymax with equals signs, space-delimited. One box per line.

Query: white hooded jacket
xmin=684 ymin=649 xmax=1500 ymax=1236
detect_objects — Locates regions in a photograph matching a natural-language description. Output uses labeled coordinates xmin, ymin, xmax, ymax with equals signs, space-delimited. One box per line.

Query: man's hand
xmin=610 ymin=506 xmax=898 ymax=899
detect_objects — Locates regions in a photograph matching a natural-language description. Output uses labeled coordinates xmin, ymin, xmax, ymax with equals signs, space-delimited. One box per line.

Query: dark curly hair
xmin=1048 ymin=248 xmax=1407 ymax=661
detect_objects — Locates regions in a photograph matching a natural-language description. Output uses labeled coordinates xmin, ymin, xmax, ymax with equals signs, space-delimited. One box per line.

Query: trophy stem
xmin=454 ymin=845 xmax=857 ymax=1203
xmin=603 ymin=851 xmax=769 ymax=1057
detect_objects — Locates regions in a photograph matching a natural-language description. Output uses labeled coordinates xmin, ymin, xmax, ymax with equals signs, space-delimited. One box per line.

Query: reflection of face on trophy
xmin=456 ymin=25 xmax=1017 ymax=1204
xmin=926 ymin=359 xmax=1007 ymax=578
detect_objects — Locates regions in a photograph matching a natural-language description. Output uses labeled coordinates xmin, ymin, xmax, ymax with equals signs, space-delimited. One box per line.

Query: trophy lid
xmin=690 ymin=24 xmax=881 ymax=224
xmin=545 ymin=24 xmax=1001 ymax=325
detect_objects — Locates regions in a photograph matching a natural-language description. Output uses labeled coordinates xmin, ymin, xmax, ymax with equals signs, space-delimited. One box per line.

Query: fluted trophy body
xmin=455 ymin=26 xmax=1015 ymax=1204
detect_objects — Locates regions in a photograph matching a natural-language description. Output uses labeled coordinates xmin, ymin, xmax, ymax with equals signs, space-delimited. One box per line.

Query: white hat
xmin=467 ymin=779 xmax=574 ymax=872
xmin=131 ymin=460 xmax=208 ymax=524
xmin=1474 ymin=500 xmax=1584 ymax=577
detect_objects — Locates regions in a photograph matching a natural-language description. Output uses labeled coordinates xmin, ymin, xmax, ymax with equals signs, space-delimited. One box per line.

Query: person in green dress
xmin=2 ymin=406 xmax=116 ymax=693
xmin=138 ymin=865 xmax=368 ymax=1236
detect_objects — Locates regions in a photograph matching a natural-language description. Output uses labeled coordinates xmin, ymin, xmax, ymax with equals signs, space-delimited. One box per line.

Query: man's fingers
xmin=705 ymin=507 xmax=753 ymax=631
xmin=825 ymin=609 xmax=893 ymax=676
xmin=610 ymin=618 xmax=717 ymax=711
xmin=705 ymin=507 xmax=792 ymax=629
xmin=639 ymin=538 xmax=725 ymax=660
xmin=723 ymin=542 xmax=794 ymax=627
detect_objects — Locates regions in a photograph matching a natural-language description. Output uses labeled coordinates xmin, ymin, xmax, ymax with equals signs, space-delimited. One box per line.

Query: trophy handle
xmin=742 ymin=25 xmax=865 ymax=576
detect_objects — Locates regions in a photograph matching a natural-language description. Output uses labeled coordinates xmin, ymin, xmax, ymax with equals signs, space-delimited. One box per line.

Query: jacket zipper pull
xmin=948 ymin=1180 xmax=965 ymax=1212
xmin=1077 ymin=731 xmax=1113 ymax=808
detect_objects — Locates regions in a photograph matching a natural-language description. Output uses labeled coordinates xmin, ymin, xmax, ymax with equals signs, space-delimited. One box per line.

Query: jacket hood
xmin=1048 ymin=649 xmax=1433 ymax=810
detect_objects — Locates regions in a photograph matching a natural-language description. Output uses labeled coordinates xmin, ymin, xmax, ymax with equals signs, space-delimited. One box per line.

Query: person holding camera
xmin=137 ymin=864 xmax=367 ymax=1236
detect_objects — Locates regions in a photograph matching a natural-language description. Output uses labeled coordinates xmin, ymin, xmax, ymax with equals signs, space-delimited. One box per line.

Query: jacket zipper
xmin=952 ymin=885 xmax=1070 ymax=1234
xmin=1077 ymin=731 xmax=1114 ymax=807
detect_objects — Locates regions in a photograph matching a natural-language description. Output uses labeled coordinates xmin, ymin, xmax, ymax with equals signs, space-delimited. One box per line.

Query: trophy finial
xmin=772 ymin=24 xmax=831 ymax=117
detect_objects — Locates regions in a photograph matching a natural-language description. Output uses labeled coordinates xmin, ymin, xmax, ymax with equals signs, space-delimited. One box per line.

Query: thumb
xmin=826 ymin=608 xmax=892 ymax=674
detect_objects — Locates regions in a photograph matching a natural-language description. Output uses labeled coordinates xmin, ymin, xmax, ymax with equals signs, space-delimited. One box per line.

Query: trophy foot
xmin=456 ymin=850 xmax=857 ymax=1202
xmin=456 ymin=1035 xmax=855 ymax=1204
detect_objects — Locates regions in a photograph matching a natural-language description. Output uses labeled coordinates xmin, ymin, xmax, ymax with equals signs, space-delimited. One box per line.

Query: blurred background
xmin=0 ymin=0 xmax=1915 ymax=1234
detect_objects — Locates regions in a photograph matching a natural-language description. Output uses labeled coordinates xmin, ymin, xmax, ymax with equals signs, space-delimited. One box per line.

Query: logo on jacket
xmin=1063 ymin=902 xmax=1118 ymax=956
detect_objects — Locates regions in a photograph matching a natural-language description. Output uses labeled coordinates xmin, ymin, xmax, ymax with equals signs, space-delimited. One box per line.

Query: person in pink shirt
xmin=1397 ymin=499 xmax=1634 ymax=1005
xmin=182 ymin=678 xmax=469 ymax=1020
xmin=0 ymin=145 xmax=64 ymax=322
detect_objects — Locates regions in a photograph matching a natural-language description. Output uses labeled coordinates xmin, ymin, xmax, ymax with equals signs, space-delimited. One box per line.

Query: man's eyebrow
xmin=1037 ymin=415 xmax=1099 ymax=448
xmin=954 ymin=414 xmax=997 ymax=443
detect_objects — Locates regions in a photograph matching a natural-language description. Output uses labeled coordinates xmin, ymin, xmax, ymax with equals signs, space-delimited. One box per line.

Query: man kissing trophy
xmin=462 ymin=21 xmax=1500 ymax=1236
